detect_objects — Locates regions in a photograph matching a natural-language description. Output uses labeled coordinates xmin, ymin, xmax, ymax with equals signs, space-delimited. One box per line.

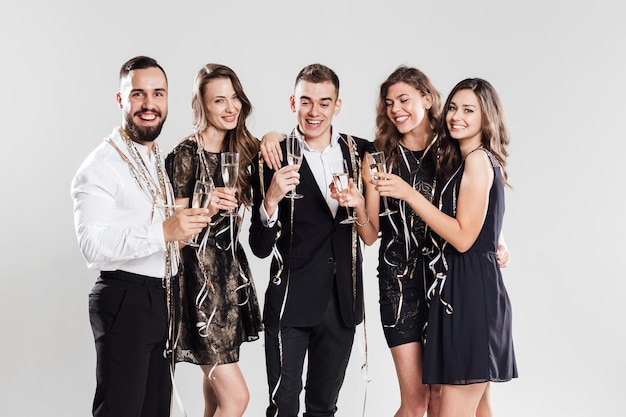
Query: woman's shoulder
xmin=465 ymin=147 xmax=499 ymax=168
xmin=168 ymin=136 xmax=197 ymax=156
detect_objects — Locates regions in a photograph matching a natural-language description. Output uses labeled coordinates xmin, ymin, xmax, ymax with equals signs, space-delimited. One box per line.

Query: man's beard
xmin=124 ymin=111 xmax=166 ymax=143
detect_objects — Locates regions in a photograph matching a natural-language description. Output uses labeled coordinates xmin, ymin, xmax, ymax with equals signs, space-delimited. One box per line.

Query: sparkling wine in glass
xmin=329 ymin=159 xmax=357 ymax=224
xmin=285 ymin=132 xmax=304 ymax=199
xmin=367 ymin=151 xmax=397 ymax=216
xmin=220 ymin=152 xmax=240 ymax=217
xmin=184 ymin=178 xmax=214 ymax=247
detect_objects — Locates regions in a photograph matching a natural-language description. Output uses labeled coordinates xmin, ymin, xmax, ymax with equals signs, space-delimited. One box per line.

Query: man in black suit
xmin=249 ymin=63 xmax=373 ymax=417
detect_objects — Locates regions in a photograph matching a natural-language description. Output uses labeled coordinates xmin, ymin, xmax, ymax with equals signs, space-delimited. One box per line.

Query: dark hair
xmin=119 ymin=56 xmax=167 ymax=84
xmin=191 ymin=63 xmax=258 ymax=207
xmin=436 ymin=78 xmax=510 ymax=189
xmin=294 ymin=63 xmax=340 ymax=97
xmin=374 ymin=66 xmax=442 ymax=166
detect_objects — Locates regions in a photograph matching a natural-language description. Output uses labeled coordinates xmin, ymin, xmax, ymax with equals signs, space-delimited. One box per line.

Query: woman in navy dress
xmin=373 ymin=78 xmax=517 ymax=417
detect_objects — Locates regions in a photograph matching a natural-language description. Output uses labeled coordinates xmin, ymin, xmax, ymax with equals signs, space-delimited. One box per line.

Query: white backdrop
xmin=1 ymin=1 xmax=624 ymax=416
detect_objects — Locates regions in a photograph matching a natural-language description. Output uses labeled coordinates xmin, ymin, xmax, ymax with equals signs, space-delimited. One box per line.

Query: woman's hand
xmin=259 ymin=131 xmax=285 ymax=171
xmin=209 ymin=187 xmax=237 ymax=217
xmin=496 ymin=236 xmax=510 ymax=268
xmin=329 ymin=178 xmax=365 ymax=208
xmin=370 ymin=171 xmax=414 ymax=201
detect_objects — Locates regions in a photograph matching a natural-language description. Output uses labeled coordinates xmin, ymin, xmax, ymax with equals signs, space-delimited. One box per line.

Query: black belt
xmin=100 ymin=270 xmax=165 ymax=288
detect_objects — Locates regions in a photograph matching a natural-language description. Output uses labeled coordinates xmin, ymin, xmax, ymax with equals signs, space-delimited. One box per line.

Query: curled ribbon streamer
xmin=270 ymin=266 xmax=291 ymax=417
xmin=212 ymin=221 xmax=232 ymax=251
xmin=425 ymin=164 xmax=463 ymax=314
xmin=271 ymin=236 xmax=283 ymax=285
xmin=196 ymin=306 xmax=217 ymax=338
xmin=235 ymin=263 xmax=251 ymax=307
xmin=383 ymin=278 xmax=403 ymax=329
xmin=356 ymin=318 xmax=372 ymax=417
xmin=344 ymin=135 xmax=371 ymax=417
xmin=169 ymin=365 xmax=188 ymax=417
xmin=426 ymin=238 xmax=453 ymax=314
xmin=195 ymin=279 xmax=209 ymax=309
xmin=207 ymin=363 xmax=218 ymax=381
xmin=270 ymin=174 xmax=298 ymax=416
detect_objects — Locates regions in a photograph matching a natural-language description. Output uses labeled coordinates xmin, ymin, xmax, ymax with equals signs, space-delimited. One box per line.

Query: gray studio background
xmin=1 ymin=1 xmax=624 ymax=416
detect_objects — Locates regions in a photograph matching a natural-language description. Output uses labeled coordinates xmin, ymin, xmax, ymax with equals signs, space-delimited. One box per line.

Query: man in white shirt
xmin=71 ymin=56 xmax=211 ymax=417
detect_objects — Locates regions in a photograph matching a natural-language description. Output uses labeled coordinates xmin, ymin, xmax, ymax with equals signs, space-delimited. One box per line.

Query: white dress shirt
xmin=260 ymin=127 xmax=343 ymax=227
xmin=71 ymin=127 xmax=177 ymax=278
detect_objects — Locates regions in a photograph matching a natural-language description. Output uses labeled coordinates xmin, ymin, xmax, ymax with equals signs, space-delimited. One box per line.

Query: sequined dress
xmin=423 ymin=148 xmax=517 ymax=384
xmin=377 ymin=144 xmax=436 ymax=347
xmin=165 ymin=138 xmax=263 ymax=365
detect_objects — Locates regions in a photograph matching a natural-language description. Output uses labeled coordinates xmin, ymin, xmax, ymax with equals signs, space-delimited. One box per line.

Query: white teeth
xmin=452 ymin=124 xmax=464 ymax=129
xmin=395 ymin=116 xmax=408 ymax=123
xmin=307 ymin=120 xmax=321 ymax=125
xmin=140 ymin=114 xmax=156 ymax=121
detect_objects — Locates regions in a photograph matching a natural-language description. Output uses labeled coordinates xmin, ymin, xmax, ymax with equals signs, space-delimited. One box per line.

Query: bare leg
xmin=202 ymin=370 xmax=218 ymax=417
xmin=390 ymin=342 xmax=429 ymax=417
xmin=439 ymin=383 xmax=488 ymax=417
xmin=475 ymin=383 xmax=492 ymax=417
xmin=200 ymin=363 xmax=250 ymax=417
xmin=427 ymin=384 xmax=442 ymax=417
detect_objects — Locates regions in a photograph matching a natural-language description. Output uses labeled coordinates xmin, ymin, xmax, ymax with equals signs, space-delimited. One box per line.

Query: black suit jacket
xmin=249 ymin=133 xmax=373 ymax=328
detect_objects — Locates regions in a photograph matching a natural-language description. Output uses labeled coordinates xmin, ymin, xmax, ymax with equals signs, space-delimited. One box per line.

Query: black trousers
xmin=89 ymin=270 xmax=172 ymax=417
xmin=264 ymin=291 xmax=355 ymax=417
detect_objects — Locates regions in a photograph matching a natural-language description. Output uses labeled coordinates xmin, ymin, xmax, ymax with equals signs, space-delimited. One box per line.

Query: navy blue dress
xmin=423 ymin=148 xmax=517 ymax=385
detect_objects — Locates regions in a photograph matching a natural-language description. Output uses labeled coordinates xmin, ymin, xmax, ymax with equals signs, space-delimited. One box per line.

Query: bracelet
xmin=355 ymin=209 xmax=370 ymax=227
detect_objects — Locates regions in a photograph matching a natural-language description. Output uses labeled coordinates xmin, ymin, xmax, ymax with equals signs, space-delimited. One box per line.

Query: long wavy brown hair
xmin=374 ymin=66 xmax=442 ymax=167
xmin=191 ymin=64 xmax=259 ymax=207
xmin=436 ymin=78 xmax=510 ymax=190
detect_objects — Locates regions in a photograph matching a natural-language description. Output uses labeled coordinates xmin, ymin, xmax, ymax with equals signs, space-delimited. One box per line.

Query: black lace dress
xmin=423 ymin=148 xmax=517 ymax=384
xmin=165 ymin=138 xmax=263 ymax=365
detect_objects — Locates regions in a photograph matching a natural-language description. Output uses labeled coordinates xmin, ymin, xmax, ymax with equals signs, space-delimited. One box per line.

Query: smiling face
xmin=290 ymin=80 xmax=341 ymax=143
xmin=445 ymin=88 xmax=483 ymax=147
xmin=117 ymin=67 xmax=168 ymax=144
xmin=203 ymin=77 xmax=242 ymax=133
xmin=385 ymin=81 xmax=432 ymax=135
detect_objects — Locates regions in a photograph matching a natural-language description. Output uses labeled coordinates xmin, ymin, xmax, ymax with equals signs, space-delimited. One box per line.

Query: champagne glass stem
xmin=383 ymin=196 xmax=391 ymax=214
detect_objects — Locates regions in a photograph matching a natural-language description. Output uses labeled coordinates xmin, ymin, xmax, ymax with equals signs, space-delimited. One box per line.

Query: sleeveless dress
xmin=377 ymin=144 xmax=437 ymax=347
xmin=423 ymin=148 xmax=517 ymax=384
xmin=165 ymin=138 xmax=263 ymax=365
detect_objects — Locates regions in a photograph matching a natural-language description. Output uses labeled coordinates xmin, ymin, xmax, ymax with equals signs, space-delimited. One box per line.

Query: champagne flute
xmin=285 ymin=132 xmax=304 ymax=199
xmin=220 ymin=152 xmax=240 ymax=217
xmin=329 ymin=159 xmax=357 ymax=224
xmin=367 ymin=151 xmax=397 ymax=216
xmin=184 ymin=178 xmax=214 ymax=247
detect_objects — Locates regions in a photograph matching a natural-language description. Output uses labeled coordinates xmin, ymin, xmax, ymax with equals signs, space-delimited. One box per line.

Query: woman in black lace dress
xmin=165 ymin=64 xmax=262 ymax=417
xmin=373 ymin=78 xmax=517 ymax=417
xmin=360 ymin=66 xmax=444 ymax=417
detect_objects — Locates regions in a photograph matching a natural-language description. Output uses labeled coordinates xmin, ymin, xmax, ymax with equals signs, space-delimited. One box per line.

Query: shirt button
xmin=327 ymin=257 xmax=333 ymax=263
